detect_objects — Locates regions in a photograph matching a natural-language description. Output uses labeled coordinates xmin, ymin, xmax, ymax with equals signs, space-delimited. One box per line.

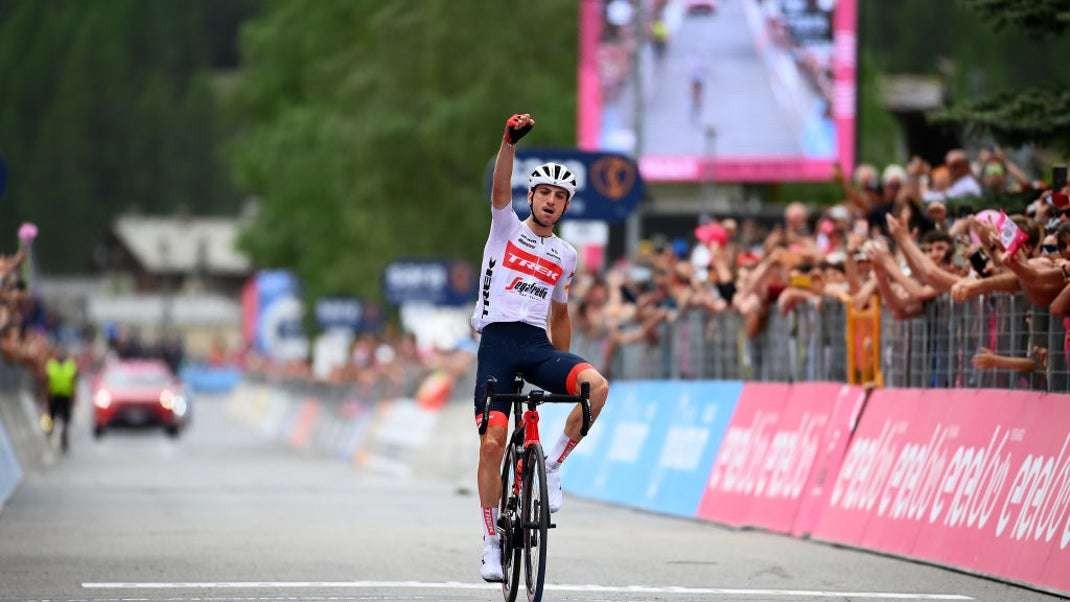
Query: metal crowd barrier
xmin=574 ymin=293 xmax=1070 ymax=392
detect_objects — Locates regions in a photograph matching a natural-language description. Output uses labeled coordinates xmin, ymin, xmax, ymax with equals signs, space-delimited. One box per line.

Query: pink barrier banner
xmin=697 ymin=383 xmax=865 ymax=534
xmin=792 ymin=384 xmax=869 ymax=537
xmin=812 ymin=388 xmax=1070 ymax=595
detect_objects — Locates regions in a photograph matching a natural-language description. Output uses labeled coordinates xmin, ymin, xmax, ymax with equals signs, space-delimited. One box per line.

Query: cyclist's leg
xmin=58 ymin=395 xmax=72 ymax=452
xmin=523 ymin=343 xmax=610 ymax=460
xmin=472 ymin=327 xmax=518 ymax=537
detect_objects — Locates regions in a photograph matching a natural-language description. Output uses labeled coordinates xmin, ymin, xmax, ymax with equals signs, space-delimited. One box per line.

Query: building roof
xmin=113 ymin=215 xmax=251 ymax=275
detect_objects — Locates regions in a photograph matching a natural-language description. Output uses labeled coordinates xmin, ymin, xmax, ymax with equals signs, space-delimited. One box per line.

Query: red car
xmin=92 ymin=360 xmax=190 ymax=438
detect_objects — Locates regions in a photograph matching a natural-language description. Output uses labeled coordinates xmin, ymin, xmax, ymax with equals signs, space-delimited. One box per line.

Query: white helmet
xmin=528 ymin=162 xmax=577 ymax=200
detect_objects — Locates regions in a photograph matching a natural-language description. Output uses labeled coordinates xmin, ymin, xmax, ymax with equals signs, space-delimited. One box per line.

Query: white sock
xmin=546 ymin=433 xmax=579 ymax=471
xmin=480 ymin=506 xmax=499 ymax=544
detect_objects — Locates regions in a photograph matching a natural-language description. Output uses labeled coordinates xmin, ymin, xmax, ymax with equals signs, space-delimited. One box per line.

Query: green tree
xmin=932 ymin=0 xmax=1070 ymax=154
xmin=860 ymin=0 xmax=1070 ymax=156
xmin=0 ymin=0 xmax=252 ymax=272
xmin=229 ymin=0 xmax=578 ymax=301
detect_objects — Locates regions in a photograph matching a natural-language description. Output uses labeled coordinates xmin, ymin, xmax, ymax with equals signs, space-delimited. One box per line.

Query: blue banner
xmin=539 ymin=379 xmax=742 ymax=517
xmin=486 ymin=148 xmax=645 ymax=223
xmin=382 ymin=259 xmax=476 ymax=306
xmin=315 ymin=297 xmax=364 ymax=330
xmin=253 ymin=270 xmax=308 ymax=360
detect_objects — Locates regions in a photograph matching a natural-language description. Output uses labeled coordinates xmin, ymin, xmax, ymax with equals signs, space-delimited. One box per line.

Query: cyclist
xmin=688 ymin=55 xmax=708 ymax=120
xmin=474 ymin=113 xmax=610 ymax=582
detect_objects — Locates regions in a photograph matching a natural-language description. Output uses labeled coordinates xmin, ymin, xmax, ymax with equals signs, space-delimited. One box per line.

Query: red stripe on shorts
xmin=565 ymin=362 xmax=594 ymax=396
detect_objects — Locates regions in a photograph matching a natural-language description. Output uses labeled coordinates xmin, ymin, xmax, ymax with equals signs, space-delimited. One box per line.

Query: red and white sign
xmin=812 ymin=388 xmax=1070 ymax=595
xmin=697 ymin=383 xmax=865 ymax=534
xmin=503 ymin=241 xmax=563 ymax=285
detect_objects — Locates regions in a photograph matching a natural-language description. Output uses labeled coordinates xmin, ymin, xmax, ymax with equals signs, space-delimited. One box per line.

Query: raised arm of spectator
xmin=850 ymin=276 xmax=878 ymax=311
xmin=864 ymin=239 xmax=931 ymax=298
xmin=737 ymin=252 xmax=778 ymax=299
xmin=885 ymin=214 xmax=960 ymax=292
xmin=871 ymin=262 xmax=923 ymax=319
xmin=1049 ymin=280 xmax=1070 ymax=315
xmin=1002 ymin=250 xmax=1066 ymax=306
xmin=971 ymin=346 xmax=1045 ymax=373
xmin=866 ymin=241 xmax=924 ymax=318
xmin=0 ymin=249 xmax=25 ymax=278
xmin=951 ymin=270 xmax=1022 ymax=302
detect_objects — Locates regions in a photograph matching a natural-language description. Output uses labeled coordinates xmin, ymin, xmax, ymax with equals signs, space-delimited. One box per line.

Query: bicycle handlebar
xmin=478 ymin=377 xmax=592 ymax=437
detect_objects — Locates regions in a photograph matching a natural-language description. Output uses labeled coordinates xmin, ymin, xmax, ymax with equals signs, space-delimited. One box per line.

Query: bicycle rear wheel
xmin=520 ymin=443 xmax=550 ymax=602
xmin=499 ymin=441 xmax=521 ymax=602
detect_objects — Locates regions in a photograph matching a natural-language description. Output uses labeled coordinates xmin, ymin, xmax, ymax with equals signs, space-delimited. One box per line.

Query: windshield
xmin=104 ymin=368 xmax=171 ymax=389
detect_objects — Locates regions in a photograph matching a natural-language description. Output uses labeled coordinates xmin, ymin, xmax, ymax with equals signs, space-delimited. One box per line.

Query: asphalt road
xmin=0 ymin=390 xmax=1063 ymax=602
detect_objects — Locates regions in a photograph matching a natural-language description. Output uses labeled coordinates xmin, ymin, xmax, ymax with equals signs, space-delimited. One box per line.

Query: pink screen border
xmin=577 ymin=0 xmax=857 ymax=183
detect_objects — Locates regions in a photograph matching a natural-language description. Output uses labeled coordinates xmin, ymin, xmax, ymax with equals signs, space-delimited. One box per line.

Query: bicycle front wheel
xmin=499 ymin=442 xmax=521 ymax=602
xmin=520 ymin=443 xmax=550 ymax=602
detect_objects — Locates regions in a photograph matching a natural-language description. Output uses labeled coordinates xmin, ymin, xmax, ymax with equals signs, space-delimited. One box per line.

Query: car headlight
xmin=161 ymin=389 xmax=187 ymax=416
xmin=94 ymin=390 xmax=112 ymax=409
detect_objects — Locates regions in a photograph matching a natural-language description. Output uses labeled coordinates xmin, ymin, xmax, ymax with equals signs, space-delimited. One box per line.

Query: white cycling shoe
xmin=546 ymin=466 xmax=564 ymax=513
xmin=481 ymin=541 xmax=504 ymax=582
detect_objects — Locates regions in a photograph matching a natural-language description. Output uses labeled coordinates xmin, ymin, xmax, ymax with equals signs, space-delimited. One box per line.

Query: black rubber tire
xmin=499 ymin=443 xmax=521 ymax=602
xmin=92 ymin=425 xmax=105 ymax=439
xmin=521 ymin=443 xmax=549 ymax=602
xmin=165 ymin=425 xmax=181 ymax=438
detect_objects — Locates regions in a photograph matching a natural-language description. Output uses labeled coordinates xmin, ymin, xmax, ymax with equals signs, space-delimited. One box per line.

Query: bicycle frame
xmin=480 ymin=375 xmax=592 ymax=499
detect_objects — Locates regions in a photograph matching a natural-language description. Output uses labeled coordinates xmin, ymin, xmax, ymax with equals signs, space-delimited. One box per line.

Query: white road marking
xmin=80 ymin=581 xmax=974 ymax=600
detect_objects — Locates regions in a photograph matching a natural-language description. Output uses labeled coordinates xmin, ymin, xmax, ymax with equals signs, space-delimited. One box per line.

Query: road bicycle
xmin=478 ymin=375 xmax=592 ymax=602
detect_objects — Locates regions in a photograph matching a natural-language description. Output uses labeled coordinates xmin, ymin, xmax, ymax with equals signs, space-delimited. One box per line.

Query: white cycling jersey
xmin=471 ymin=204 xmax=577 ymax=333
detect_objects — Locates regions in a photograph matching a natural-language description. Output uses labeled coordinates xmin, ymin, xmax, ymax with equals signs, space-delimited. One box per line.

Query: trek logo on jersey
xmin=481 ymin=259 xmax=496 ymax=317
xmin=505 ymin=276 xmax=549 ymax=300
xmin=503 ymin=241 xmax=562 ymax=285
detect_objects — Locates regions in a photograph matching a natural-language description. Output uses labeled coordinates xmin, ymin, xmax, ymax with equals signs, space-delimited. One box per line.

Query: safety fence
xmin=0 ymin=364 xmax=53 ymax=508
xmin=228 ymin=368 xmax=477 ymax=480
xmin=577 ymin=293 xmax=1070 ymax=392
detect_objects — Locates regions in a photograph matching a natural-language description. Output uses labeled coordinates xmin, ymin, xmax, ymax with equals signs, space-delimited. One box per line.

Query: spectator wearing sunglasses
xmin=1040 ymin=235 xmax=1060 ymax=261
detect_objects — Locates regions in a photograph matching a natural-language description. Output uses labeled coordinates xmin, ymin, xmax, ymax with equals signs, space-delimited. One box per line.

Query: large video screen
xmin=578 ymin=0 xmax=857 ymax=182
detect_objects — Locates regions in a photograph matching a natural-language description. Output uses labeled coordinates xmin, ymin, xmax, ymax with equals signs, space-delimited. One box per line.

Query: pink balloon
xmin=18 ymin=222 xmax=38 ymax=242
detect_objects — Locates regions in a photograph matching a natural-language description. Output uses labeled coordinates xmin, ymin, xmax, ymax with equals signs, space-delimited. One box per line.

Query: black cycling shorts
xmin=473 ymin=321 xmax=592 ymax=424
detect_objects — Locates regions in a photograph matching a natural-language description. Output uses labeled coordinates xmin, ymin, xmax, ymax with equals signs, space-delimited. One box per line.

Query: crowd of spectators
xmin=0 ymin=224 xmax=56 ymax=383
xmin=262 ymin=146 xmax=1063 ymax=388
xmin=246 ymin=328 xmax=477 ymax=401
xmin=568 ymin=148 xmax=1070 ymax=377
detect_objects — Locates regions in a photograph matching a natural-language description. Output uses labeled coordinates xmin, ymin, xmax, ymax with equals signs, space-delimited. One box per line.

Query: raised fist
xmin=503 ymin=113 xmax=535 ymax=144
